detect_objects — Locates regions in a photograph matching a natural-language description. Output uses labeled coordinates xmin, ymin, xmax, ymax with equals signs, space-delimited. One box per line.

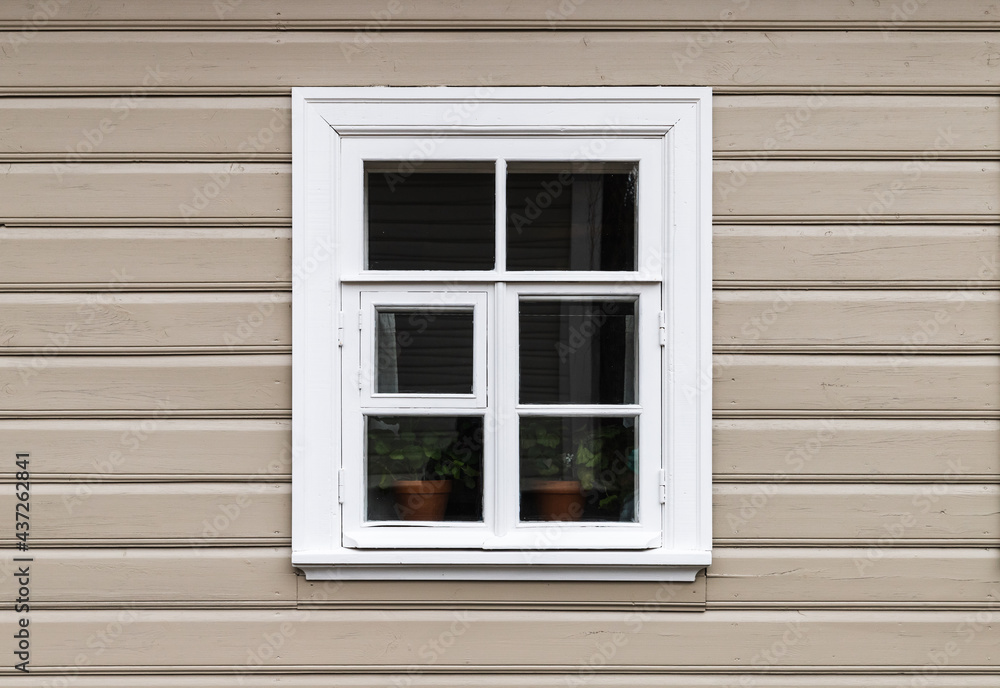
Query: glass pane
xmin=519 ymin=416 xmax=637 ymax=522
xmin=519 ymin=299 xmax=636 ymax=405
xmin=367 ymin=165 xmax=495 ymax=270
xmin=506 ymin=163 xmax=637 ymax=271
xmin=376 ymin=309 xmax=474 ymax=395
xmin=366 ymin=415 xmax=484 ymax=522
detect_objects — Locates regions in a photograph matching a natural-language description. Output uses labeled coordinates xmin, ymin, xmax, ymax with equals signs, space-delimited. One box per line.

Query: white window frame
xmin=292 ymin=87 xmax=712 ymax=581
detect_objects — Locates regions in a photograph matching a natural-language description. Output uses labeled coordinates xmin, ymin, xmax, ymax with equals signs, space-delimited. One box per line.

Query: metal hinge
xmin=658 ymin=469 xmax=667 ymax=504
xmin=658 ymin=311 xmax=666 ymax=346
xmin=337 ymin=469 xmax=346 ymax=504
xmin=337 ymin=312 xmax=345 ymax=347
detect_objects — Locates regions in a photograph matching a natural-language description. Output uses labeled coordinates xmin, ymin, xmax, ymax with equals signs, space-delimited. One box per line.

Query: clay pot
xmin=531 ymin=480 xmax=584 ymax=521
xmin=392 ymin=479 xmax=452 ymax=521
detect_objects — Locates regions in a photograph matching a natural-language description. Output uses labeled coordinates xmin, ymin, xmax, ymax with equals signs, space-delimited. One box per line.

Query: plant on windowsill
xmin=367 ymin=417 xmax=481 ymax=521
xmin=521 ymin=418 xmax=635 ymax=522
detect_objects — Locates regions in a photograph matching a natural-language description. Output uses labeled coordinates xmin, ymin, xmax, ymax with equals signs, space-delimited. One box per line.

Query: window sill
xmin=294 ymin=550 xmax=711 ymax=581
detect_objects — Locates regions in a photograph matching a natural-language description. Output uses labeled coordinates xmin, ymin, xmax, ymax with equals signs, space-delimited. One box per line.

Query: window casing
xmin=292 ymin=87 xmax=711 ymax=581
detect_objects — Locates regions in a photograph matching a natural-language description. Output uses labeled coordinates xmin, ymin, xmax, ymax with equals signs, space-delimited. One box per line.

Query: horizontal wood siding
xmin=0 ymin=2 xmax=997 ymax=683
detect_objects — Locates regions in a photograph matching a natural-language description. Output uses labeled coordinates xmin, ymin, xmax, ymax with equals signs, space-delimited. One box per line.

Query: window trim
xmin=292 ymin=87 xmax=712 ymax=581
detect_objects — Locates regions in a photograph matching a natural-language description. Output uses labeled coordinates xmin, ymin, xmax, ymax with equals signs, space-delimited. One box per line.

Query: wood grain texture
xmin=3 ymin=609 xmax=998 ymax=669
xmin=3 ymin=95 xmax=996 ymax=158
xmin=714 ymin=291 xmax=999 ymax=349
xmin=0 ymin=419 xmax=290 ymax=477
xmin=0 ymin=483 xmax=289 ymax=544
xmin=1 ymin=0 xmax=998 ymax=27
xmin=0 ymin=97 xmax=290 ymax=157
xmin=714 ymin=484 xmax=1000 ymax=542
xmin=714 ymin=95 xmax=1000 ymax=157
xmin=0 ymin=163 xmax=288 ymax=219
xmin=0 ymin=547 xmax=296 ymax=604
xmin=0 ymin=227 xmax=291 ymax=287
xmin=715 ymin=161 xmax=1000 ymax=219
xmin=0 ymin=292 xmax=290 ymax=350
xmin=709 ymin=548 xmax=1000 ymax=604
xmin=714 ymin=226 xmax=1000 ymax=285
xmin=713 ymin=419 xmax=1000 ymax=478
xmin=0 ymin=355 xmax=290 ymax=412
xmin=0 ymin=32 xmax=997 ymax=92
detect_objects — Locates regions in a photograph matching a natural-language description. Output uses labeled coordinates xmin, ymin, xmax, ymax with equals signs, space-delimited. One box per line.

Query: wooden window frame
xmin=292 ymin=87 xmax=712 ymax=581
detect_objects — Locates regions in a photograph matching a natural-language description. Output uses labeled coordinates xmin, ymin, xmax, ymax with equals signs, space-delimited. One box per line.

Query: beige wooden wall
xmin=0 ymin=1 xmax=998 ymax=686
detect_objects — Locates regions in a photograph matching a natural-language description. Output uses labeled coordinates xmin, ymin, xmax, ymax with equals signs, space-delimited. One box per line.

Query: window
xmin=292 ymin=87 xmax=712 ymax=581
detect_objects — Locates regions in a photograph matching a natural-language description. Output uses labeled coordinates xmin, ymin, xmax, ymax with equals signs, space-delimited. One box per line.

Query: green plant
xmin=367 ymin=417 xmax=482 ymax=489
xmin=519 ymin=417 xmax=636 ymax=518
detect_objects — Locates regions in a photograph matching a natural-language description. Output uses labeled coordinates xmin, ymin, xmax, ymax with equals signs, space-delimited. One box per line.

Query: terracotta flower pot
xmin=392 ymin=479 xmax=452 ymax=521
xmin=531 ymin=479 xmax=584 ymax=521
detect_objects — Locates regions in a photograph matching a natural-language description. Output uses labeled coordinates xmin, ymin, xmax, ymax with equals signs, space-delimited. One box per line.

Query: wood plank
xmin=0 ymin=163 xmax=288 ymax=219
xmin=8 ymin=678 xmax=1000 ymax=688
xmin=0 ymin=483 xmax=289 ymax=543
xmin=1 ymin=0 xmax=998 ymax=27
xmin=714 ymin=291 xmax=1000 ymax=349
xmin=714 ymin=226 xmax=1000 ymax=285
xmin=0 ymin=96 xmax=290 ymax=157
xmin=714 ymin=419 xmax=1000 ymax=478
xmin=714 ymin=95 xmax=1000 ymax=156
xmin=713 ymin=355 xmax=1000 ymax=412
xmin=1 ymin=32 xmax=997 ymax=91
xmin=4 ymin=609 xmax=998 ymax=668
xmin=0 ymin=354 xmax=290 ymax=412
xmin=4 ymin=162 xmax=995 ymax=221
xmin=709 ymin=548 xmax=1000 ymax=604
xmin=714 ymin=484 xmax=999 ymax=542
xmin=299 ymin=576 xmax=705 ymax=610
xmin=0 ymin=547 xmax=295 ymax=604
xmin=715 ymin=161 xmax=1000 ymax=219
xmin=0 ymin=227 xmax=291 ymax=286
xmin=0 ymin=419 xmax=290 ymax=477
xmin=2 ymin=225 xmax=993 ymax=288
xmin=0 ymin=292 xmax=291 ymax=350
xmin=3 ymin=96 xmax=996 ymax=158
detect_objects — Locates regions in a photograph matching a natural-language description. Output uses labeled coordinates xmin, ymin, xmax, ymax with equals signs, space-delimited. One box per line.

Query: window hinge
xmin=358 ymin=310 xmax=363 ymax=330
xmin=337 ymin=469 xmax=346 ymax=504
xmin=337 ymin=312 xmax=345 ymax=347
xmin=357 ymin=365 xmax=363 ymax=391
xmin=658 ymin=311 xmax=666 ymax=346
xmin=658 ymin=469 xmax=667 ymax=504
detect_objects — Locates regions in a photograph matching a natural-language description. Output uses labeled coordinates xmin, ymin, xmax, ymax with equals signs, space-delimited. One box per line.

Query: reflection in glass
xmin=376 ymin=310 xmax=474 ymax=395
xmin=519 ymin=416 xmax=636 ymax=522
xmin=519 ymin=299 xmax=636 ymax=405
xmin=367 ymin=167 xmax=495 ymax=270
xmin=507 ymin=163 xmax=637 ymax=271
xmin=366 ymin=415 xmax=484 ymax=522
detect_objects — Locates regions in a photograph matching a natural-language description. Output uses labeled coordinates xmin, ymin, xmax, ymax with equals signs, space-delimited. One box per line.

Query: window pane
xmin=376 ymin=310 xmax=474 ymax=395
xmin=519 ymin=299 xmax=636 ymax=405
xmin=506 ymin=163 xmax=637 ymax=271
xmin=366 ymin=415 xmax=484 ymax=522
xmin=367 ymin=165 xmax=495 ymax=270
xmin=519 ymin=416 xmax=637 ymax=522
